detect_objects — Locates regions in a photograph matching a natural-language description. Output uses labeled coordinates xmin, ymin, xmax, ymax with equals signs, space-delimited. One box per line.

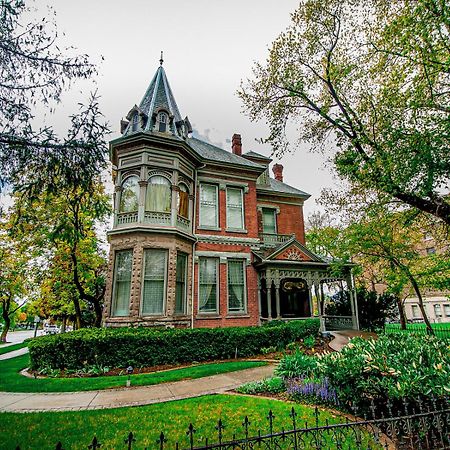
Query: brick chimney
xmin=272 ymin=164 xmax=284 ymax=182
xmin=231 ymin=134 xmax=242 ymax=156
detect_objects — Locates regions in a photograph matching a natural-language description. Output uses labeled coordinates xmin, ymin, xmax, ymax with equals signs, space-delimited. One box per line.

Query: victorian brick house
xmin=103 ymin=61 xmax=358 ymax=330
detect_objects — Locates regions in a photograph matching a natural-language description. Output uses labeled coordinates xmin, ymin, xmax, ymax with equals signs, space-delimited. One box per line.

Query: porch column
xmin=274 ymin=280 xmax=281 ymax=320
xmin=266 ymin=279 xmax=272 ymax=320
xmin=347 ymin=274 xmax=359 ymax=330
xmin=257 ymin=278 xmax=262 ymax=325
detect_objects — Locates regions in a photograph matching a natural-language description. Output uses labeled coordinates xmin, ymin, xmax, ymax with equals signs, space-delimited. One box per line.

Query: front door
xmin=280 ymin=278 xmax=311 ymax=317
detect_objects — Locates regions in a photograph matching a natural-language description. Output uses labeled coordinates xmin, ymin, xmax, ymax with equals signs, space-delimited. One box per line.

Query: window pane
xmin=434 ymin=304 xmax=442 ymax=317
xmin=262 ymin=208 xmax=276 ymax=234
xmin=227 ymin=188 xmax=244 ymax=229
xmin=444 ymin=304 xmax=450 ymax=317
xmin=146 ymin=176 xmax=171 ymax=212
xmin=228 ymin=260 xmax=246 ymax=313
xmin=142 ymin=249 xmax=166 ymax=315
xmin=112 ymin=250 xmax=133 ymax=316
xmin=120 ymin=176 xmax=139 ymax=212
xmin=200 ymin=184 xmax=218 ymax=227
xmin=199 ymin=258 xmax=218 ymax=312
xmin=178 ymin=184 xmax=189 ymax=218
xmin=175 ymin=253 xmax=187 ymax=314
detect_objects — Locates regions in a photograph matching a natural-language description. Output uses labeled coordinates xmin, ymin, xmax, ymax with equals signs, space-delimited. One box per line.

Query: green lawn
xmin=0 ymin=354 xmax=266 ymax=393
xmin=0 ymin=342 xmax=28 ymax=355
xmin=385 ymin=322 xmax=450 ymax=339
xmin=0 ymin=394 xmax=380 ymax=450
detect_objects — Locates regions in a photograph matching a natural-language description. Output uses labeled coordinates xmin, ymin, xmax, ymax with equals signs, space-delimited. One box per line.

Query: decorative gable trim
xmin=265 ymin=239 xmax=324 ymax=263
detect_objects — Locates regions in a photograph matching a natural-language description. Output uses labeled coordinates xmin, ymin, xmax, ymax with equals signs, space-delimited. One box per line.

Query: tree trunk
xmin=396 ymin=297 xmax=407 ymax=330
xmin=72 ymin=296 xmax=82 ymax=330
xmin=92 ymin=298 xmax=103 ymax=328
xmin=408 ymin=274 xmax=434 ymax=335
xmin=1 ymin=301 xmax=11 ymax=343
xmin=61 ymin=315 xmax=67 ymax=333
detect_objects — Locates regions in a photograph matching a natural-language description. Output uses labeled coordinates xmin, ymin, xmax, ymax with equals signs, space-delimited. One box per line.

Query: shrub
xmin=275 ymin=352 xmax=319 ymax=379
xmin=237 ymin=377 xmax=285 ymax=395
xmin=303 ymin=335 xmax=316 ymax=349
xmin=28 ymin=319 xmax=320 ymax=371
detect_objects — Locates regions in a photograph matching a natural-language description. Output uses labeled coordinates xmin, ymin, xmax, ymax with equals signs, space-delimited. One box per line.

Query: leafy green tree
xmin=11 ymin=181 xmax=110 ymax=328
xmin=0 ymin=0 xmax=108 ymax=197
xmin=239 ymin=0 xmax=450 ymax=224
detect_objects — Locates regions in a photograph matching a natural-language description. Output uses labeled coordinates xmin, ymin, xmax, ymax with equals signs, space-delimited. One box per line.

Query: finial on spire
xmin=159 ymin=51 xmax=164 ymax=66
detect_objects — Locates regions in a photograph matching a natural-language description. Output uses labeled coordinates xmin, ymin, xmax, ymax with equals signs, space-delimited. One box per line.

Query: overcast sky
xmin=28 ymin=0 xmax=337 ymax=219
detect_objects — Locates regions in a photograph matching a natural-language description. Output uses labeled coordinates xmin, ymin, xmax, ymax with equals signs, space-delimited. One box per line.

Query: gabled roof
xmin=254 ymin=237 xmax=325 ymax=263
xmin=187 ymin=137 xmax=265 ymax=170
xmin=257 ymin=178 xmax=311 ymax=199
xmin=242 ymin=151 xmax=273 ymax=162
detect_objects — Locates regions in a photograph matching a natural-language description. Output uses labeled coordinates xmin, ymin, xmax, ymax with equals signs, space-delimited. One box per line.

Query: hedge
xmin=28 ymin=319 xmax=320 ymax=371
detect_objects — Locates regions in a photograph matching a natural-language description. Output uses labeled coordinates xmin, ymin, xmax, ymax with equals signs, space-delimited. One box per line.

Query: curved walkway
xmin=329 ymin=330 xmax=377 ymax=352
xmin=0 ymin=347 xmax=29 ymax=361
xmin=0 ymin=364 xmax=275 ymax=413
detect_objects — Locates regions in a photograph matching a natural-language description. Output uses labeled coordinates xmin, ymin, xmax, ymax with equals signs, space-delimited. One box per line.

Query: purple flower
xmin=286 ymin=377 xmax=338 ymax=405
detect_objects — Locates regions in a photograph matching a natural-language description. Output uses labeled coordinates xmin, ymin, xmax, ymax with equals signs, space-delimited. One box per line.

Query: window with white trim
xmin=434 ymin=304 xmax=442 ymax=318
xmin=227 ymin=259 xmax=246 ymax=313
xmin=199 ymin=184 xmax=218 ymax=228
xmin=226 ymin=187 xmax=244 ymax=230
xmin=119 ymin=176 xmax=139 ymax=213
xmin=112 ymin=250 xmax=133 ymax=317
xmin=262 ymin=208 xmax=277 ymax=234
xmin=411 ymin=304 xmax=420 ymax=318
xmin=444 ymin=304 xmax=450 ymax=317
xmin=198 ymin=257 xmax=218 ymax=313
xmin=175 ymin=253 xmax=188 ymax=314
xmin=141 ymin=249 xmax=167 ymax=315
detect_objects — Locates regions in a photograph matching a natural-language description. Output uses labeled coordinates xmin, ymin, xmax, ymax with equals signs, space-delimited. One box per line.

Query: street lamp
xmin=126 ymin=366 xmax=133 ymax=387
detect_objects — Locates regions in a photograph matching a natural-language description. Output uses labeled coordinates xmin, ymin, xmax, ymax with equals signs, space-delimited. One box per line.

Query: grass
xmin=384 ymin=322 xmax=450 ymax=339
xmin=0 ymin=394 xmax=381 ymax=450
xmin=0 ymin=342 xmax=28 ymax=355
xmin=0 ymin=354 xmax=266 ymax=393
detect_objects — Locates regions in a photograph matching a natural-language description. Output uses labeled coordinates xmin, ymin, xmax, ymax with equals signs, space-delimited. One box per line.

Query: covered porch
xmin=255 ymin=263 xmax=359 ymax=332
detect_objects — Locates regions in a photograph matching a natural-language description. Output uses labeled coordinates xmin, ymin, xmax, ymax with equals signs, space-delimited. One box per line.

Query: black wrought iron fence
xmin=14 ymin=396 xmax=450 ymax=450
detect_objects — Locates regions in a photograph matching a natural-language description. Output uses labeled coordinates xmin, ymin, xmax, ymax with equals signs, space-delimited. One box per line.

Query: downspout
xmin=191 ymin=163 xmax=206 ymax=329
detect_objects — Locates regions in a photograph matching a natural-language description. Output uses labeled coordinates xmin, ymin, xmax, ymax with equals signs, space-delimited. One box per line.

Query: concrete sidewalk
xmin=0 ymin=347 xmax=29 ymax=361
xmin=0 ymin=364 xmax=275 ymax=413
xmin=329 ymin=330 xmax=377 ymax=351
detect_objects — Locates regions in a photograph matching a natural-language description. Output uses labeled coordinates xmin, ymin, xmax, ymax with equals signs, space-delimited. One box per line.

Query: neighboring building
xmin=103 ymin=60 xmax=358 ymax=330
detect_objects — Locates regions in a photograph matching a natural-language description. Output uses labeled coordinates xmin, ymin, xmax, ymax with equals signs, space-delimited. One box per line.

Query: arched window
xmin=177 ymin=183 xmax=189 ymax=218
xmin=158 ymin=112 xmax=168 ymax=132
xmin=119 ymin=176 xmax=139 ymax=212
xmin=146 ymin=175 xmax=171 ymax=212
xmin=131 ymin=112 xmax=139 ymax=131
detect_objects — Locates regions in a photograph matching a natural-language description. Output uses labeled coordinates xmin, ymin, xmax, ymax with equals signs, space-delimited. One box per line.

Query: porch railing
xmin=323 ymin=315 xmax=355 ymax=331
xmin=259 ymin=233 xmax=295 ymax=247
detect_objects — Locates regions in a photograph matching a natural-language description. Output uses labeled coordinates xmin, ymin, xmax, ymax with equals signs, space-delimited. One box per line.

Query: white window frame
xmin=227 ymin=259 xmax=247 ymax=314
xmin=444 ymin=304 xmax=450 ymax=317
xmin=198 ymin=257 xmax=219 ymax=314
xmin=262 ymin=207 xmax=277 ymax=234
xmin=226 ymin=187 xmax=245 ymax=231
xmin=111 ymin=249 xmax=133 ymax=317
xmin=411 ymin=304 xmax=420 ymax=318
xmin=199 ymin=183 xmax=219 ymax=229
xmin=433 ymin=304 xmax=442 ymax=318
xmin=141 ymin=249 xmax=168 ymax=316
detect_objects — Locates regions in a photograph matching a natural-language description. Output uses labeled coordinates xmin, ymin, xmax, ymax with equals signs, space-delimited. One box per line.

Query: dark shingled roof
xmin=242 ymin=151 xmax=272 ymax=161
xmin=187 ymin=137 xmax=265 ymax=170
xmin=257 ymin=178 xmax=310 ymax=199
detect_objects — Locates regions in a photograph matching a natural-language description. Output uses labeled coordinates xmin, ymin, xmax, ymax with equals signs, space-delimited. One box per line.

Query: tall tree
xmin=12 ymin=181 xmax=110 ymax=328
xmin=239 ymin=0 xmax=450 ymax=224
xmin=0 ymin=0 xmax=108 ymax=197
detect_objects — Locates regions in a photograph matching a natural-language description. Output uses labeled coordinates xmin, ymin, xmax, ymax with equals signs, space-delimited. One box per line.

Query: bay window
xmin=175 ymin=253 xmax=188 ymax=314
xmin=141 ymin=249 xmax=167 ymax=315
xmin=146 ymin=175 xmax=171 ymax=213
xmin=198 ymin=257 xmax=218 ymax=313
xmin=178 ymin=183 xmax=189 ymax=218
xmin=119 ymin=176 xmax=139 ymax=213
xmin=112 ymin=250 xmax=133 ymax=316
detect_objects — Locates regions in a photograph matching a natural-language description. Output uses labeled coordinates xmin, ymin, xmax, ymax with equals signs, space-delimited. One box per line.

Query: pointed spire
xmin=159 ymin=51 xmax=164 ymax=66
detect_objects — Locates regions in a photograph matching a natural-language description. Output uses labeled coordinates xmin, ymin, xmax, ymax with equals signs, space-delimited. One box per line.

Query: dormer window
xmin=132 ymin=113 xmax=139 ymax=132
xmin=158 ymin=112 xmax=168 ymax=132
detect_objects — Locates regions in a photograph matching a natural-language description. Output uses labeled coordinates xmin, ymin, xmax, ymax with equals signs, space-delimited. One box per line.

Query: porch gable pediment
xmin=264 ymin=239 xmax=324 ymax=263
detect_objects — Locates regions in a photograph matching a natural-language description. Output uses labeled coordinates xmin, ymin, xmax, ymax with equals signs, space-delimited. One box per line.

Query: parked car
xmin=43 ymin=324 xmax=60 ymax=335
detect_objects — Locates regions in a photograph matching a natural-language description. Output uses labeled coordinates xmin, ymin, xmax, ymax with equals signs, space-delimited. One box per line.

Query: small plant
xmin=276 ymin=352 xmax=318 ymax=379
xmin=286 ymin=377 xmax=338 ymax=406
xmin=303 ymin=336 xmax=316 ymax=349
xmin=285 ymin=342 xmax=298 ymax=351
xmin=260 ymin=346 xmax=277 ymax=355
xmin=237 ymin=377 xmax=285 ymax=395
